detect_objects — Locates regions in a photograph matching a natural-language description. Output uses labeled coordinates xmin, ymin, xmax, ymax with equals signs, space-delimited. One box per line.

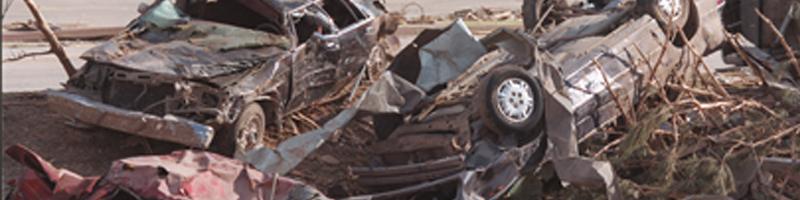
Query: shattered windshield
xmin=136 ymin=0 xmax=286 ymax=35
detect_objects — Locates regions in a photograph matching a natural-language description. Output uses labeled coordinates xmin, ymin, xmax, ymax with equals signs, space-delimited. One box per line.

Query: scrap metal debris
xmin=46 ymin=0 xmax=399 ymax=159
xmin=4 ymin=144 xmax=328 ymax=200
xmin=250 ymin=0 xmax=800 ymax=199
xmin=4 ymin=0 xmax=800 ymax=199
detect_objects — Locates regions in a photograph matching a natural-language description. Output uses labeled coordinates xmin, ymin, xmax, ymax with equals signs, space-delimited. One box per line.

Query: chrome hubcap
xmin=658 ymin=0 xmax=683 ymax=21
xmin=235 ymin=116 xmax=262 ymax=158
xmin=495 ymin=78 xmax=535 ymax=123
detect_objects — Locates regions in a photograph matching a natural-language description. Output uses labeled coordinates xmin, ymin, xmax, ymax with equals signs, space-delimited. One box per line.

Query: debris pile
xmin=4 ymin=144 xmax=329 ymax=200
xmin=4 ymin=0 xmax=800 ymax=199
xmin=450 ymin=7 xmax=522 ymax=22
xmin=512 ymin=27 xmax=800 ymax=200
xmin=395 ymin=4 xmax=523 ymax=25
xmin=279 ymin=36 xmax=402 ymax=196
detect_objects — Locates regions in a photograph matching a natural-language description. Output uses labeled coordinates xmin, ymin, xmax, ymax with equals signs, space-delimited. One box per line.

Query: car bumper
xmin=46 ymin=91 xmax=215 ymax=148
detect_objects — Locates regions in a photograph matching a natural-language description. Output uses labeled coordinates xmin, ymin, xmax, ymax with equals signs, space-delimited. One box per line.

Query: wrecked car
xmin=46 ymin=0 xmax=396 ymax=157
xmin=516 ymin=0 xmax=726 ymax=139
xmin=3 ymin=144 xmax=328 ymax=200
xmin=326 ymin=0 xmax=728 ymax=199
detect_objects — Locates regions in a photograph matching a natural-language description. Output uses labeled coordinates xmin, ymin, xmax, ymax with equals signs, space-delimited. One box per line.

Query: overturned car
xmin=47 ymin=0 xmax=396 ymax=157
xmin=311 ymin=0 xmax=728 ymax=199
xmin=517 ymin=0 xmax=727 ymax=140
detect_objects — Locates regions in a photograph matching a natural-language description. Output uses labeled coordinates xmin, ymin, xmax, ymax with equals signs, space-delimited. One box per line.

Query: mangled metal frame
xmin=524 ymin=0 xmax=727 ymax=199
xmin=338 ymin=22 xmax=548 ymax=200
xmin=238 ymin=20 xmax=551 ymax=199
xmin=4 ymin=144 xmax=329 ymax=200
xmin=243 ymin=0 xmax=728 ymax=199
xmin=35 ymin=0 xmax=730 ymax=199
xmin=48 ymin=0 xmax=395 ymax=150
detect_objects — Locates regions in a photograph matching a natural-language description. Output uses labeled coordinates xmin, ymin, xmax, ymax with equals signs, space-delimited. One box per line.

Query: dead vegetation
xmin=515 ymin=21 xmax=800 ymax=199
xmin=4 ymin=0 xmax=800 ymax=199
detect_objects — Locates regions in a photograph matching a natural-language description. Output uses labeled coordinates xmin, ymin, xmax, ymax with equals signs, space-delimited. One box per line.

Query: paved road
xmin=2 ymin=0 xmax=522 ymax=92
xmin=2 ymin=42 xmax=93 ymax=91
xmin=3 ymin=0 xmax=523 ymax=25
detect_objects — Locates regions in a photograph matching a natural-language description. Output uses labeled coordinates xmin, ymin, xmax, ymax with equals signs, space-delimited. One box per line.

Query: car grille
xmin=102 ymin=79 xmax=175 ymax=116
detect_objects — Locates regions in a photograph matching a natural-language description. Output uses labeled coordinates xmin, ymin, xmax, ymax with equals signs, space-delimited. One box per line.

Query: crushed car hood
xmin=81 ymin=20 xmax=291 ymax=79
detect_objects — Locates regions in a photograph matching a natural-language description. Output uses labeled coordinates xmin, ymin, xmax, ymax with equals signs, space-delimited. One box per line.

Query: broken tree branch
xmin=593 ymin=136 xmax=624 ymax=158
xmin=633 ymin=44 xmax=674 ymax=108
xmin=531 ymin=4 xmax=554 ymax=34
xmin=2 ymin=49 xmax=52 ymax=62
xmin=725 ymin=32 xmax=770 ymax=87
xmin=678 ymin=29 xmax=731 ymax=98
xmin=755 ymin=9 xmax=800 ymax=78
xmin=22 ymin=0 xmax=76 ymax=77
xmin=592 ymin=58 xmax=635 ymax=123
xmin=644 ymin=30 xmax=674 ymax=89
xmin=753 ymin=123 xmax=800 ymax=148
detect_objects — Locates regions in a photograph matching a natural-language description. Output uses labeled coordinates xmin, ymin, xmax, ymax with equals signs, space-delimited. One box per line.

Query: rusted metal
xmin=4 ymin=144 xmax=330 ymax=200
xmin=4 ymin=145 xmax=101 ymax=200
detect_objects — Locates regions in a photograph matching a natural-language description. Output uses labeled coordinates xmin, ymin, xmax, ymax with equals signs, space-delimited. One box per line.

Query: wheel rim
xmin=236 ymin=115 xmax=263 ymax=156
xmin=495 ymin=78 xmax=535 ymax=123
xmin=658 ymin=0 xmax=683 ymax=21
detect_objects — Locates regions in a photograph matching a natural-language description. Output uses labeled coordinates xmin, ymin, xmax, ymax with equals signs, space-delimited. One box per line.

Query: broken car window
xmin=179 ymin=0 xmax=284 ymax=34
xmin=322 ymin=0 xmax=366 ymax=28
xmin=292 ymin=5 xmax=338 ymax=44
xmin=139 ymin=0 xmax=186 ymax=28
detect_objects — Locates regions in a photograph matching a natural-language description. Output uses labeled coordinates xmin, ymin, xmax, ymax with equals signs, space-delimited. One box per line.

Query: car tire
xmin=476 ymin=66 xmax=545 ymax=145
xmin=522 ymin=0 xmax=550 ymax=31
xmin=640 ymin=0 xmax=691 ymax=33
xmin=214 ymin=103 xmax=266 ymax=158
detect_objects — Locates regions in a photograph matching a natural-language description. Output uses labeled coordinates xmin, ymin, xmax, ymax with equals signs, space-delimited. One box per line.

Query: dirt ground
xmin=1 ymin=91 xmax=379 ymax=197
xmin=290 ymin=119 xmax=378 ymax=197
xmin=1 ymin=92 xmax=185 ymax=195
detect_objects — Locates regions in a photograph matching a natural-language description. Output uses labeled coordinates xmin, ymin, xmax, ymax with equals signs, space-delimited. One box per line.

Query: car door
xmin=287 ymin=1 xmax=377 ymax=110
xmin=319 ymin=0 xmax=377 ymax=74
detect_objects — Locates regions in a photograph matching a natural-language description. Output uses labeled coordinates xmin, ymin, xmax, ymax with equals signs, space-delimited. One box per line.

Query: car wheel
xmin=215 ymin=103 xmax=266 ymax=158
xmin=476 ymin=66 xmax=545 ymax=144
xmin=640 ymin=0 xmax=691 ymax=33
